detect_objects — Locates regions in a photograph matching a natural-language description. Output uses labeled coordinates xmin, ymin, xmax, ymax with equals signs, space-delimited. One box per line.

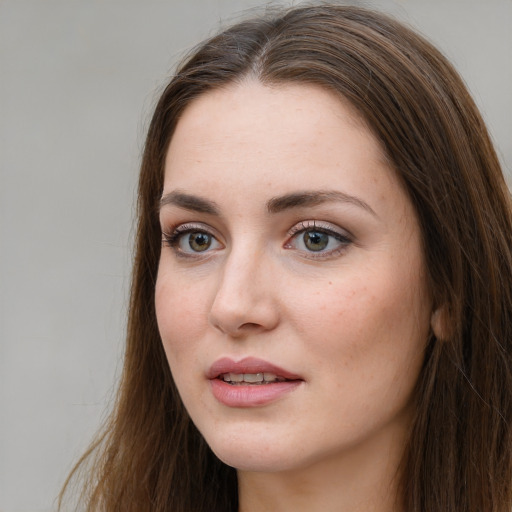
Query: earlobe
xmin=431 ymin=305 xmax=450 ymax=341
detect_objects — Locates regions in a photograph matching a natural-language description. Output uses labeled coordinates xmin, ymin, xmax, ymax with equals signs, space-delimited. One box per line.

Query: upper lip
xmin=207 ymin=357 xmax=303 ymax=381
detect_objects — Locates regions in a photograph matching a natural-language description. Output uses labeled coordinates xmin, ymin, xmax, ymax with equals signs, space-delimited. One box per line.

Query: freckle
xmin=329 ymin=281 xmax=332 ymax=285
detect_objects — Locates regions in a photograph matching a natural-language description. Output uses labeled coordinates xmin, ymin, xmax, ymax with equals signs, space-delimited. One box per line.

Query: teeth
xmin=221 ymin=372 xmax=286 ymax=384
xmin=243 ymin=372 xmax=263 ymax=383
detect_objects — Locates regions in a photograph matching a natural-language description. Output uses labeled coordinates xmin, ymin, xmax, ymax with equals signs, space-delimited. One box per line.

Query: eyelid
xmin=161 ymin=219 xmax=352 ymax=260
xmin=285 ymin=220 xmax=353 ymax=259
xmin=287 ymin=220 xmax=352 ymax=239
xmin=162 ymin=222 xmax=224 ymax=257
xmin=162 ymin=221 xmax=213 ymax=240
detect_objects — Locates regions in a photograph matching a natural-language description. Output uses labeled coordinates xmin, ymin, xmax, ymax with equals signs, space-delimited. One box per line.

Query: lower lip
xmin=210 ymin=379 xmax=302 ymax=407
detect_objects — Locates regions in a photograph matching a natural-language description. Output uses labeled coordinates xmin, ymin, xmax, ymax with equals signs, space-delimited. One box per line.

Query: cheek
xmin=288 ymin=264 xmax=431 ymax=383
xmin=155 ymin=271 xmax=209 ymax=364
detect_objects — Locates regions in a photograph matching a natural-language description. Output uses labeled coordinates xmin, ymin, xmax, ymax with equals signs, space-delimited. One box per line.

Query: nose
xmin=208 ymin=245 xmax=280 ymax=337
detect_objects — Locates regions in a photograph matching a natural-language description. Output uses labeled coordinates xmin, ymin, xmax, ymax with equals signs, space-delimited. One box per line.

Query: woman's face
xmin=156 ymin=82 xmax=433 ymax=473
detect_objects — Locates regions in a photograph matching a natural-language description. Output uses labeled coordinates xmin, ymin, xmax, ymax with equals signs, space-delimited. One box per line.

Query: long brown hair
xmin=60 ymin=5 xmax=512 ymax=511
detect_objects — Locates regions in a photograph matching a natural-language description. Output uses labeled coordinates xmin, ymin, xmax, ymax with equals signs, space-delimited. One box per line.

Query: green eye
xmin=188 ymin=232 xmax=212 ymax=252
xmin=285 ymin=223 xmax=352 ymax=259
xmin=163 ymin=225 xmax=222 ymax=256
xmin=303 ymin=231 xmax=329 ymax=251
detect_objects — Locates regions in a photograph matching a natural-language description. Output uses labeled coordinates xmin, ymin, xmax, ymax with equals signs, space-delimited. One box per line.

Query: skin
xmin=155 ymin=81 xmax=435 ymax=512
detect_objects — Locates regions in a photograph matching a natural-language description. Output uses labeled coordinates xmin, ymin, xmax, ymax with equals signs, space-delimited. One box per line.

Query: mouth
xmin=207 ymin=357 xmax=303 ymax=406
xmin=219 ymin=372 xmax=289 ymax=385
xmin=207 ymin=356 xmax=303 ymax=383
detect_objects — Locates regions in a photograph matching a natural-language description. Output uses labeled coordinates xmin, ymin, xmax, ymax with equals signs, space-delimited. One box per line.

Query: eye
xmin=285 ymin=221 xmax=352 ymax=258
xmin=182 ymin=232 xmax=214 ymax=252
xmin=162 ymin=224 xmax=223 ymax=256
xmin=302 ymin=231 xmax=330 ymax=252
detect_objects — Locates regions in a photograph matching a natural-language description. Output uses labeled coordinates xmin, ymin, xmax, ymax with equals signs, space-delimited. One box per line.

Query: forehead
xmin=163 ymin=81 xmax=412 ymax=226
xmin=164 ymin=81 xmax=390 ymax=190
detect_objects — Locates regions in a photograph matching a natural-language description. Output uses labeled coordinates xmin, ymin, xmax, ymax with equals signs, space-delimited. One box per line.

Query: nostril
xmin=240 ymin=322 xmax=261 ymax=330
xmin=223 ymin=322 xmax=265 ymax=337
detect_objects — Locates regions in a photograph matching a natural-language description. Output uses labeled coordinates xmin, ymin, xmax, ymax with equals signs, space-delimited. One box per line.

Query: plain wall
xmin=1 ymin=1 xmax=510 ymax=510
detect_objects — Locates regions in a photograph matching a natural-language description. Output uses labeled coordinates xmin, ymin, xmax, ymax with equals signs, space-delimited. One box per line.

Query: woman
xmin=60 ymin=5 xmax=512 ymax=512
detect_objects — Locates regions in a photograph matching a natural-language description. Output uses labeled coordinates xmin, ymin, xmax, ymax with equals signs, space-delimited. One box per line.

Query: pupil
xmin=189 ymin=233 xmax=211 ymax=252
xmin=304 ymin=231 xmax=328 ymax=251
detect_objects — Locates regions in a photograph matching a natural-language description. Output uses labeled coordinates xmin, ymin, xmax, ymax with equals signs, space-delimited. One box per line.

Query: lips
xmin=207 ymin=357 xmax=303 ymax=381
xmin=207 ymin=357 xmax=304 ymax=407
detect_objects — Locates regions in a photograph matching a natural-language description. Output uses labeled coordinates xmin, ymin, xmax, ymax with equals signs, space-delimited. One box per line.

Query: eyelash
xmin=161 ymin=221 xmax=352 ymax=260
xmin=162 ymin=223 xmax=220 ymax=258
xmin=285 ymin=221 xmax=352 ymax=259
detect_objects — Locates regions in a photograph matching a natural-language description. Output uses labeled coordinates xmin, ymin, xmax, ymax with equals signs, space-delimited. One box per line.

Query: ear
xmin=430 ymin=305 xmax=450 ymax=341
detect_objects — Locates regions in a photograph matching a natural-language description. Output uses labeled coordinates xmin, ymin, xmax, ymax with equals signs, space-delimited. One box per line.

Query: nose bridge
xmin=209 ymin=236 xmax=278 ymax=335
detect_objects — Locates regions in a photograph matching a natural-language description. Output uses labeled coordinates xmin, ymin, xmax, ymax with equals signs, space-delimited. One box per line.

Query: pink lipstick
xmin=207 ymin=357 xmax=303 ymax=407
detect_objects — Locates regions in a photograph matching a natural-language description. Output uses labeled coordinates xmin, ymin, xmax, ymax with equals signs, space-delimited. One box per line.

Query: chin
xmin=203 ymin=430 xmax=314 ymax=473
xmin=214 ymin=447 xmax=300 ymax=473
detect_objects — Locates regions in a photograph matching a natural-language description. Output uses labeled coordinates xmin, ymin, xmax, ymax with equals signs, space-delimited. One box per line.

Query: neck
xmin=237 ymin=421 xmax=408 ymax=512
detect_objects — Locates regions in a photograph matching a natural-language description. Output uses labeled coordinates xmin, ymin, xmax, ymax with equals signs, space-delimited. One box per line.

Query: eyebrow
xmin=159 ymin=189 xmax=376 ymax=217
xmin=159 ymin=190 xmax=220 ymax=215
xmin=267 ymin=190 xmax=377 ymax=217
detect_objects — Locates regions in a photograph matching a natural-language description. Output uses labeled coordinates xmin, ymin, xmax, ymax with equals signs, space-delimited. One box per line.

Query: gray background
xmin=1 ymin=1 xmax=510 ymax=511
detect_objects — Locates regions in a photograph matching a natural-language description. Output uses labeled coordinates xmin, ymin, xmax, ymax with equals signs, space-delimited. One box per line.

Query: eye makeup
xmin=285 ymin=220 xmax=353 ymax=260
